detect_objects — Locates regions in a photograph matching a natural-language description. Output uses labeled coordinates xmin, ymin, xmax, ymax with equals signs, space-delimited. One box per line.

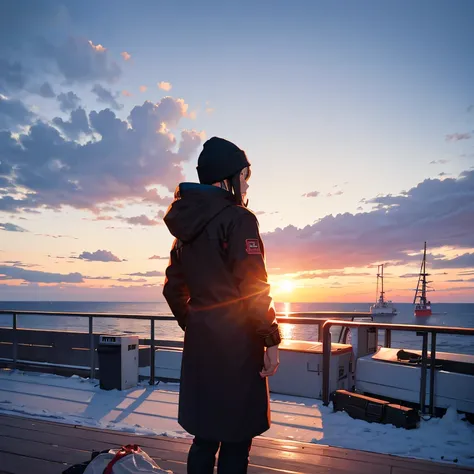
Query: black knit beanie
xmin=196 ymin=137 xmax=250 ymax=184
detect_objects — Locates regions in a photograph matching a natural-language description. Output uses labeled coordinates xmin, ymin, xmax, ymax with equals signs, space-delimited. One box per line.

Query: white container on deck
xmin=269 ymin=340 xmax=352 ymax=399
xmin=98 ymin=335 xmax=139 ymax=390
xmin=355 ymin=347 xmax=474 ymax=414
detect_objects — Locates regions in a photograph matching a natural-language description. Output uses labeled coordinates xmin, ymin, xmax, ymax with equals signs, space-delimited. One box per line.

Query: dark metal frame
xmin=0 ymin=310 xmax=366 ymax=385
xmin=321 ymin=320 xmax=474 ymax=415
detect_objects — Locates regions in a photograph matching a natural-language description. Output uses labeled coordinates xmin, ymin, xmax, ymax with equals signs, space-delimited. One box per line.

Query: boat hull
xmin=370 ymin=308 xmax=397 ymax=316
xmin=415 ymin=309 xmax=432 ymax=316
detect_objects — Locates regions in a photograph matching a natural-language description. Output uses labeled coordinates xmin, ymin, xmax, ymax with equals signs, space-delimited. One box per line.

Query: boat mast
xmin=413 ymin=242 xmax=429 ymax=305
xmin=380 ymin=264 xmax=385 ymax=303
xmin=375 ymin=265 xmax=379 ymax=303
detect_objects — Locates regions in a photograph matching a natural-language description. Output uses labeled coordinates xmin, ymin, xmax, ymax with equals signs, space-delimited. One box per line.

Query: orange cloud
xmin=139 ymin=85 xmax=147 ymax=93
xmin=121 ymin=51 xmax=131 ymax=61
xmin=205 ymin=107 xmax=215 ymax=115
xmin=157 ymin=81 xmax=172 ymax=91
xmin=88 ymin=40 xmax=106 ymax=53
xmin=188 ymin=110 xmax=197 ymax=120
xmin=122 ymin=90 xmax=132 ymax=97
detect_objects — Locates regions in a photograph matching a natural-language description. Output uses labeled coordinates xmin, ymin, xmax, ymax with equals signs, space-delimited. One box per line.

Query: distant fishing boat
xmin=413 ymin=241 xmax=432 ymax=316
xmin=370 ymin=264 xmax=397 ymax=315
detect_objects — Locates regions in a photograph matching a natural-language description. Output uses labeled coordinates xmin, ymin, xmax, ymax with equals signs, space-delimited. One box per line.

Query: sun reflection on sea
xmin=279 ymin=302 xmax=294 ymax=340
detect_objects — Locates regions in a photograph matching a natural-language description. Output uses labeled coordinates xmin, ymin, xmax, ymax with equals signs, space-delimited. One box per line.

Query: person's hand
xmin=260 ymin=345 xmax=279 ymax=378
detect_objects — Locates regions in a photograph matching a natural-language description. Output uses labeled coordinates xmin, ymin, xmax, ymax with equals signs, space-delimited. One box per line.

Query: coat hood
xmin=163 ymin=182 xmax=235 ymax=243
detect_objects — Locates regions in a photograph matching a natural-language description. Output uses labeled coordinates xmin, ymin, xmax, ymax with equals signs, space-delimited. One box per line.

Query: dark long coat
xmin=162 ymin=183 xmax=279 ymax=442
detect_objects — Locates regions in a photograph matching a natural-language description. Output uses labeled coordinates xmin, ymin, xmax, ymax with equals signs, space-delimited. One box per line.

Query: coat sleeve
xmin=227 ymin=212 xmax=280 ymax=342
xmin=162 ymin=239 xmax=189 ymax=331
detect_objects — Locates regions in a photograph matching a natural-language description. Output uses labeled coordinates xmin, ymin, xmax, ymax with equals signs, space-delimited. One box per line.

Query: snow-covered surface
xmin=0 ymin=369 xmax=473 ymax=467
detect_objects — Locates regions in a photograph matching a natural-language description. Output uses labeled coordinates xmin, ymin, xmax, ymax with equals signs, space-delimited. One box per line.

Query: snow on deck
xmin=0 ymin=368 xmax=473 ymax=467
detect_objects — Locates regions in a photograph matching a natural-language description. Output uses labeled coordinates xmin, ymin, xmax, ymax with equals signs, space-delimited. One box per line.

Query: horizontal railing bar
xmin=0 ymin=309 xmax=370 ymax=321
xmin=322 ymin=319 xmax=474 ymax=335
xmin=0 ymin=310 xmax=176 ymax=320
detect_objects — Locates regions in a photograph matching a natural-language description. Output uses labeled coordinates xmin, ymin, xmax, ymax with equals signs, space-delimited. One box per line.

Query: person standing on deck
xmin=162 ymin=137 xmax=281 ymax=474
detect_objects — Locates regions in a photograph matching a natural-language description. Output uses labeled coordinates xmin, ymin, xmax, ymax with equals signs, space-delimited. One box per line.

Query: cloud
xmin=0 ymin=59 xmax=27 ymax=94
xmin=293 ymin=271 xmax=371 ymax=280
xmin=255 ymin=211 xmax=279 ymax=216
xmin=0 ymin=222 xmax=27 ymax=232
xmin=432 ymin=253 xmax=474 ymax=269
xmin=121 ymin=52 xmax=131 ymax=61
xmin=149 ymin=255 xmax=168 ymax=260
xmin=302 ymin=191 xmax=320 ymax=198
xmin=0 ymin=265 xmax=83 ymax=283
xmin=91 ymin=84 xmax=123 ymax=111
xmin=57 ymin=91 xmax=81 ymax=112
xmin=438 ymin=172 xmax=449 ymax=177
xmin=89 ymin=215 xmax=114 ymax=221
xmin=37 ymin=37 xmax=121 ymax=84
xmin=263 ymin=170 xmax=474 ymax=272
xmin=0 ymin=97 xmax=203 ymax=213
xmin=0 ymin=95 xmax=35 ymax=129
xmin=122 ymin=90 xmax=133 ymax=97
xmin=430 ymin=159 xmax=449 ymax=165
xmin=78 ymin=250 xmax=123 ymax=262
xmin=139 ymin=86 xmax=147 ymax=93
xmin=123 ymin=214 xmax=161 ymax=226
xmin=35 ymin=233 xmax=77 ymax=239
xmin=399 ymin=273 xmax=420 ymax=278
xmin=435 ymin=285 xmax=474 ymax=292
xmin=446 ymin=133 xmax=472 ymax=142
xmin=327 ymin=190 xmax=344 ymax=197
xmin=1 ymin=260 xmax=37 ymax=268
xmin=127 ymin=270 xmax=164 ymax=277
xmin=52 ymin=107 xmax=91 ymax=140
xmin=205 ymin=107 xmax=215 ymax=115
xmin=117 ymin=278 xmax=147 ymax=283
xmin=38 ymin=82 xmax=56 ymax=98
xmin=177 ymin=129 xmax=206 ymax=159
xmin=158 ymin=81 xmax=172 ymax=92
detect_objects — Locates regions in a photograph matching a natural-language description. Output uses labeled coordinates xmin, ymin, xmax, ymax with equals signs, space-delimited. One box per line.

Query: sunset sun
xmin=280 ymin=279 xmax=295 ymax=293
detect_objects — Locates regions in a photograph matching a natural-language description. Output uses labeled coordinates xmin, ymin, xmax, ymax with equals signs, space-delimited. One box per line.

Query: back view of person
xmin=162 ymin=137 xmax=281 ymax=474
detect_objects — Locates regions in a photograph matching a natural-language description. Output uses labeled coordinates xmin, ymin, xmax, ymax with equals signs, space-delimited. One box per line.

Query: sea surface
xmin=0 ymin=301 xmax=473 ymax=355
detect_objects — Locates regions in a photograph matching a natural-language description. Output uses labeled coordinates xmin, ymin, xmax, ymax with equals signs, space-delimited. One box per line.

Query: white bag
xmin=83 ymin=444 xmax=173 ymax=474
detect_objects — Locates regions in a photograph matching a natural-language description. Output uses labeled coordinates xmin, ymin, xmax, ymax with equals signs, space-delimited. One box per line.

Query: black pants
xmin=187 ymin=437 xmax=252 ymax=474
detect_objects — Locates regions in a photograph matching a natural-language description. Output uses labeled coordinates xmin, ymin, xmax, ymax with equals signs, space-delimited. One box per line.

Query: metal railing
xmin=322 ymin=320 xmax=474 ymax=415
xmin=2 ymin=310 xmax=474 ymax=415
xmin=0 ymin=309 xmax=366 ymax=385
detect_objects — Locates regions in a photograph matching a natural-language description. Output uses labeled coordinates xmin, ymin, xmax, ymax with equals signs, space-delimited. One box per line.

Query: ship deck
xmin=1 ymin=414 xmax=473 ymax=474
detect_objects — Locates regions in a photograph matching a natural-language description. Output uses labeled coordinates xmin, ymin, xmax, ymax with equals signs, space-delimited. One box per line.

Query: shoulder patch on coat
xmin=245 ymin=239 xmax=261 ymax=255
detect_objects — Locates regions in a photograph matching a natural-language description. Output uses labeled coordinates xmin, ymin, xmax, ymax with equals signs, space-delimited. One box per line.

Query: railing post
xmin=384 ymin=329 xmax=391 ymax=348
xmin=419 ymin=332 xmax=428 ymax=414
xmin=322 ymin=323 xmax=331 ymax=405
xmin=12 ymin=313 xmax=17 ymax=370
xmin=150 ymin=318 xmax=155 ymax=385
xmin=89 ymin=316 xmax=95 ymax=380
xmin=429 ymin=332 xmax=437 ymax=416
xmin=317 ymin=322 xmax=322 ymax=342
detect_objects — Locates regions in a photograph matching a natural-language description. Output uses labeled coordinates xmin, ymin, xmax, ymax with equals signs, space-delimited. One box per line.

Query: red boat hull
xmin=415 ymin=309 xmax=432 ymax=316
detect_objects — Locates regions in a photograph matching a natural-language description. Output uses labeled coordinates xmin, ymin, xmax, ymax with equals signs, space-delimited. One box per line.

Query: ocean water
xmin=0 ymin=301 xmax=473 ymax=355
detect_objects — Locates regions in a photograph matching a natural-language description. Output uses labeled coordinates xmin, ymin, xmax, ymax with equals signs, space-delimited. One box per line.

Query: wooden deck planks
xmin=0 ymin=414 xmax=472 ymax=474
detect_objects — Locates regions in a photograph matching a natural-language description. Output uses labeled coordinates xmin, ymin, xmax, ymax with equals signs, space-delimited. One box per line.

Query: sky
xmin=0 ymin=0 xmax=473 ymax=304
